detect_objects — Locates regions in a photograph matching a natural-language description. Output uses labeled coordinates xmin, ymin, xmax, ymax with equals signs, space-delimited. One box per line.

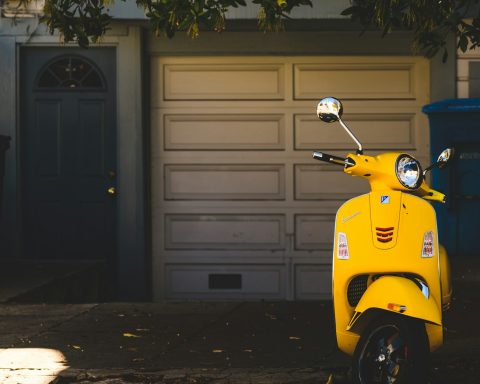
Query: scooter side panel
xmin=333 ymin=194 xmax=372 ymax=355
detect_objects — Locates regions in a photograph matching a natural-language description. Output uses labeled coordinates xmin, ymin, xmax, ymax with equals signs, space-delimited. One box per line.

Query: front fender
xmin=348 ymin=276 xmax=442 ymax=331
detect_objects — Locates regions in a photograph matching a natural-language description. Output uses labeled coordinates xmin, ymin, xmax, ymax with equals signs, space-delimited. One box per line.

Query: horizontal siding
xmin=107 ymin=0 xmax=350 ymax=20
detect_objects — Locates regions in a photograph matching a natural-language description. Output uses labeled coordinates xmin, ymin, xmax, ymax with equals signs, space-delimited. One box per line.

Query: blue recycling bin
xmin=423 ymin=99 xmax=480 ymax=256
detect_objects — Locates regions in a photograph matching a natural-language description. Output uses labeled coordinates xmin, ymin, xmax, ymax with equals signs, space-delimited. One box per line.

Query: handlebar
xmin=312 ymin=151 xmax=354 ymax=166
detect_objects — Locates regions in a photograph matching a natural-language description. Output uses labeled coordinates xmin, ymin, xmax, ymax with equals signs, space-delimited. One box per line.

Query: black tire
xmin=352 ymin=314 xmax=429 ymax=384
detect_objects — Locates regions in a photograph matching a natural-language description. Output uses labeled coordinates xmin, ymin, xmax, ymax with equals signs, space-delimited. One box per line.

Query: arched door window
xmin=36 ymin=55 xmax=106 ymax=90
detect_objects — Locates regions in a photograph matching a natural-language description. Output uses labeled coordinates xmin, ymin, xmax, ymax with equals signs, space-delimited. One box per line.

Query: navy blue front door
xmin=21 ymin=48 xmax=116 ymax=261
xmin=454 ymin=143 xmax=480 ymax=255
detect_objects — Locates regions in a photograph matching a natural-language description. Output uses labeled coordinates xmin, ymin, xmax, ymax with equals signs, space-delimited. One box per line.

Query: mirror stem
xmin=339 ymin=118 xmax=363 ymax=154
xmin=423 ymin=165 xmax=434 ymax=176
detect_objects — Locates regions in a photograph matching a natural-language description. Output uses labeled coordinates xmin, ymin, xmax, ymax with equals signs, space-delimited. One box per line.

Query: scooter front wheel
xmin=352 ymin=314 xmax=429 ymax=384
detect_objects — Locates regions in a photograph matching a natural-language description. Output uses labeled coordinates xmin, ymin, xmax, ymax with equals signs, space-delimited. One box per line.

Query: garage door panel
xmin=295 ymin=113 xmax=416 ymax=150
xmin=163 ymin=64 xmax=285 ymax=100
xmin=164 ymin=114 xmax=285 ymax=150
xmin=295 ymin=164 xmax=369 ymax=200
xmin=295 ymin=214 xmax=335 ymax=251
xmin=166 ymin=265 xmax=285 ymax=299
xmin=165 ymin=214 xmax=286 ymax=250
xmin=152 ymin=55 xmax=429 ymax=301
xmin=294 ymin=265 xmax=332 ymax=300
xmin=164 ymin=164 xmax=285 ymax=200
xmin=294 ymin=63 xmax=415 ymax=100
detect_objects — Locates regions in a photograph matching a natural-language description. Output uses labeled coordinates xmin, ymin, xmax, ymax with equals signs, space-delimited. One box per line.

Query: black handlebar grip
xmin=312 ymin=151 xmax=347 ymax=166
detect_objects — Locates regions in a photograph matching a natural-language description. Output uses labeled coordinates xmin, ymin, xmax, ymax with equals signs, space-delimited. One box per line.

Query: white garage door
xmin=151 ymin=56 xmax=429 ymax=300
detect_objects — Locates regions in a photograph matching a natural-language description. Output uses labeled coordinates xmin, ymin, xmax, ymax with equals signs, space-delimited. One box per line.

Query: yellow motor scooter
xmin=314 ymin=97 xmax=453 ymax=384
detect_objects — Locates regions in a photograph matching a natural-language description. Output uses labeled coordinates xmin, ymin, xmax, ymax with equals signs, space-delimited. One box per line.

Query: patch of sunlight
xmin=0 ymin=348 xmax=69 ymax=384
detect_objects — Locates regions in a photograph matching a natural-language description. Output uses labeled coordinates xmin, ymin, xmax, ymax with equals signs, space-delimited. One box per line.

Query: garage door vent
xmin=209 ymin=274 xmax=242 ymax=290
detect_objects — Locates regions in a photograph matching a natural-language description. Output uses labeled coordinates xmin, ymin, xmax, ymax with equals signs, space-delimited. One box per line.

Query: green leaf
xmin=459 ymin=34 xmax=469 ymax=52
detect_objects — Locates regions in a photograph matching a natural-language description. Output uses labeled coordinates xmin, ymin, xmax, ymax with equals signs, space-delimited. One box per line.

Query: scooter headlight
xmin=395 ymin=155 xmax=422 ymax=189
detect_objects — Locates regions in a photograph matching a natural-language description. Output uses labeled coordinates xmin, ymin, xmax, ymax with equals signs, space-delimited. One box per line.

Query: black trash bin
xmin=423 ymin=99 xmax=480 ymax=256
xmin=0 ymin=135 xmax=10 ymax=218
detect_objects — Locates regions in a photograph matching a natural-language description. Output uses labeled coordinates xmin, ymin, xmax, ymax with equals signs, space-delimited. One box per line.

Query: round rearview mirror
xmin=317 ymin=97 xmax=343 ymax=123
xmin=437 ymin=148 xmax=454 ymax=168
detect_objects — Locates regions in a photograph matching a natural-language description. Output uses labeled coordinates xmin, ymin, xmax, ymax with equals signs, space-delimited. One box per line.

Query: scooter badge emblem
xmin=380 ymin=195 xmax=390 ymax=204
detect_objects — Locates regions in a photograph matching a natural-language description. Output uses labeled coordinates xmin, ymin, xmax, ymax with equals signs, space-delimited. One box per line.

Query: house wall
xmin=104 ymin=0 xmax=351 ymax=20
xmin=147 ymin=29 xmax=455 ymax=102
xmin=0 ymin=10 xmax=457 ymax=300
xmin=0 ymin=20 xmax=148 ymax=300
xmin=224 ymin=1 xmax=350 ymax=19
xmin=457 ymin=48 xmax=480 ymax=98
xmin=147 ymin=29 xmax=456 ymax=301
xmin=0 ymin=35 xmax=17 ymax=251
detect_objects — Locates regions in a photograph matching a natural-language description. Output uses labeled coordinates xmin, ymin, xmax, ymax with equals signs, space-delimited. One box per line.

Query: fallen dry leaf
xmin=123 ymin=332 xmax=141 ymax=338
xmin=132 ymin=358 xmax=144 ymax=362
xmin=212 ymin=349 xmax=224 ymax=353
xmin=69 ymin=345 xmax=83 ymax=351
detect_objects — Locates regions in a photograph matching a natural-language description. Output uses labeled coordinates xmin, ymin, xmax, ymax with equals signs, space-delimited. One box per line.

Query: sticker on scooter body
xmin=381 ymin=195 xmax=390 ymax=204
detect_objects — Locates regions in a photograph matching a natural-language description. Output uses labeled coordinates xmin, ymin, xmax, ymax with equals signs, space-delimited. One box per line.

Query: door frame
xmin=14 ymin=28 xmax=148 ymax=300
